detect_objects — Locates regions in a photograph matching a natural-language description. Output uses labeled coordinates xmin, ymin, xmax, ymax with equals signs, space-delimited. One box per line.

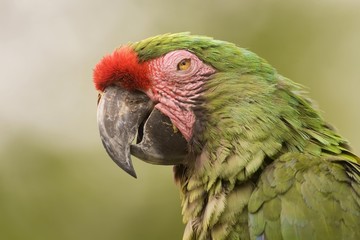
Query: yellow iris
xmin=177 ymin=58 xmax=191 ymax=71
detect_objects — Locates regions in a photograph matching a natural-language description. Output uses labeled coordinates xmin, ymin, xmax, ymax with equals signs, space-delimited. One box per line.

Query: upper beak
xmin=97 ymin=86 xmax=188 ymax=178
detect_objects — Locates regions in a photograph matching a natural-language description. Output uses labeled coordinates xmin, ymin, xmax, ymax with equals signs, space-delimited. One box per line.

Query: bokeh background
xmin=1 ymin=0 xmax=359 ymax=239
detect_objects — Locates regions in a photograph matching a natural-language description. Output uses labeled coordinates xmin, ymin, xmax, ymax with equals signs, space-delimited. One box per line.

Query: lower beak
xmin=97 ymin=86 xmax=188 ymax=178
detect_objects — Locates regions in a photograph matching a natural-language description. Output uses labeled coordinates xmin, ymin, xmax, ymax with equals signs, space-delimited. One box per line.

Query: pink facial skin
xmin=145 ymin=50 xmax=216 ymax=141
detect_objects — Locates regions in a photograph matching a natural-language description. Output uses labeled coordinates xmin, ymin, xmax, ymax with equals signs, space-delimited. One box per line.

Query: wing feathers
xmin=249 ymin=152 xmax=360 ymax=240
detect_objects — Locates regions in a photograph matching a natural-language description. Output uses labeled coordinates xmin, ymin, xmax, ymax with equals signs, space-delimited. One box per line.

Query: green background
xmin=1 ymin=0 xmax=359 ymax=239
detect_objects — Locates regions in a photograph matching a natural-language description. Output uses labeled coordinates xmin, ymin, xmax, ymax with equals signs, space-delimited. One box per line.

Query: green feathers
xmin=248 ymin=153 xmax=360 ymax=240
xmin=129 ymin=33 xmax=360 ymax=240
xmin=131 ymin=32 xmax=274 ymax=77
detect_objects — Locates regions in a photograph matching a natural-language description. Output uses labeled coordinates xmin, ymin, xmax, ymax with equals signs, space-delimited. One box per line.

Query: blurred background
xmin=1 ymin=0 xmax=359 ymax=239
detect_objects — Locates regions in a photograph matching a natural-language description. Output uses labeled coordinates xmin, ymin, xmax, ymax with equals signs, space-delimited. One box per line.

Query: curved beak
xmin=97 ymin=86 xmax=188 ymax=178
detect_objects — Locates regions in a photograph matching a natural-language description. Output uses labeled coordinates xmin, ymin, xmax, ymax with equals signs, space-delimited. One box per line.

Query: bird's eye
xmin=177 ymin=58 xmax=191 ymax=71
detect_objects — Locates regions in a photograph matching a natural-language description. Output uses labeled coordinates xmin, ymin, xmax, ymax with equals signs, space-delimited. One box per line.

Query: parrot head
xmin=93 ymin=33 xmax=290 ymax=178
xmin=93 ymin=33 xmax=360 ymax=240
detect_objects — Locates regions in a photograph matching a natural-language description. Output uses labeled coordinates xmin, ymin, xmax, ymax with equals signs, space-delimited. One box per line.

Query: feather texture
xmin=125 ymin=33 xmax=360 ymax=239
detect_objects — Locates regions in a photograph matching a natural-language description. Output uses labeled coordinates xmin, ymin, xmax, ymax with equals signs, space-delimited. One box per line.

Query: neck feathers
xmin=175 ymin=72 xmax=352 ymax=240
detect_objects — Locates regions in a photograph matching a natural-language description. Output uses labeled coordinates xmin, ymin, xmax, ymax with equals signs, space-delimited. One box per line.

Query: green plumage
xmin=131 ymin=33 xmax=360 ymax=240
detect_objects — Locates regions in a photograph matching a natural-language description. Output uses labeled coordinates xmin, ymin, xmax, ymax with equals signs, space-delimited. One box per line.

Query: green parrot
xmin=94 ymin=33 xmax=360 ymax=240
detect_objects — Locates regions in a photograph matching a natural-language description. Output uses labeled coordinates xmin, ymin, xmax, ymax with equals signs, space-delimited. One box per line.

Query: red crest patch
xmin=93 ymin=46 xmax=150 ymax=91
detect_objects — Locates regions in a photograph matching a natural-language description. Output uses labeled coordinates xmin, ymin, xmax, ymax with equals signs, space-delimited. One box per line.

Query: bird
xmin=93 ymin=33 xmax=360 ymax=240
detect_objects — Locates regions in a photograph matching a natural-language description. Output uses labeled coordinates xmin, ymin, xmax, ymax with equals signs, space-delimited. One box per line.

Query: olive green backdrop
xmin=1 ymin=0 xmax=359 ymax=239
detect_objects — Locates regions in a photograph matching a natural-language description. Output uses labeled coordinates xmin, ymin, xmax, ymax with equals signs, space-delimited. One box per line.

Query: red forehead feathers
xmin=93 ymin=46 xmax=150 ymax=91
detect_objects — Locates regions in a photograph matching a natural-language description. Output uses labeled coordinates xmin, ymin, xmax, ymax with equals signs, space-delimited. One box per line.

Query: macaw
xmin=93 ymin=33 xmax=360 ymax=240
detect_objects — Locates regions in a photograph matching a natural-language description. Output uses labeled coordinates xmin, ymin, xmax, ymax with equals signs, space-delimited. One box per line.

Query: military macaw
xmin=94 ymin=33 xmax=360 ymax=240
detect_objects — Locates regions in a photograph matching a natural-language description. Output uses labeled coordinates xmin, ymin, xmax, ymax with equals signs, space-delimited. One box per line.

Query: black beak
xmin=97 ymin=86 xmax=188 ymax=178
